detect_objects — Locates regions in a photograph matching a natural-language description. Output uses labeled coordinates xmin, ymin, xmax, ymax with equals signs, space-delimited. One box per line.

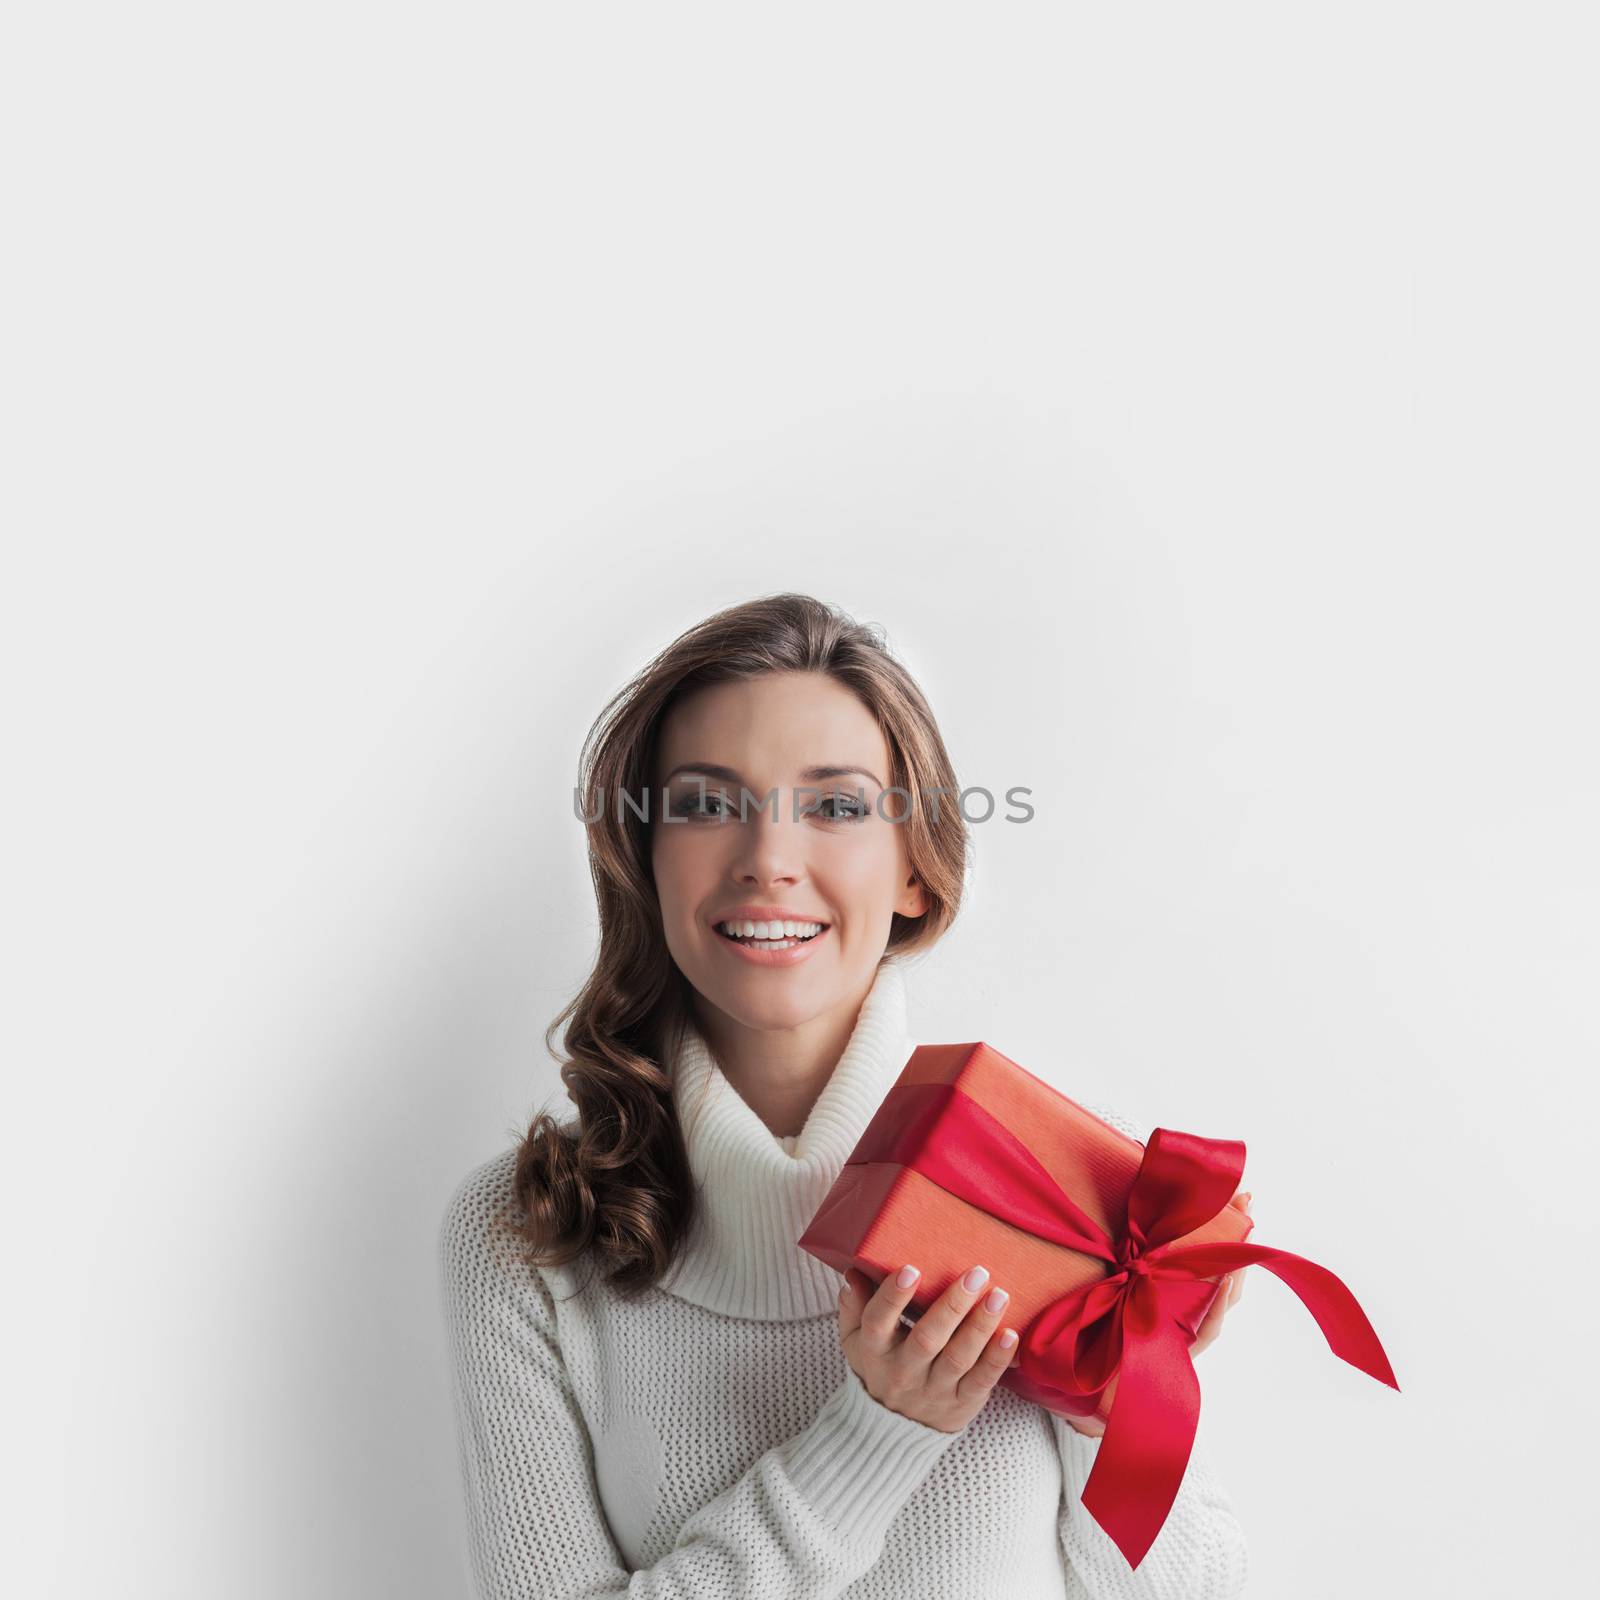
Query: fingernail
xmin=963 ymin=1264 xmax=990 ymax=1293
xmin=999 ymin=1328 xmax=1018 ymax=1349
xmin=896 ymin=1263 xmax=920 ymax=1288
xmin=984 ymin=1286 xmax=1009 ymax=1313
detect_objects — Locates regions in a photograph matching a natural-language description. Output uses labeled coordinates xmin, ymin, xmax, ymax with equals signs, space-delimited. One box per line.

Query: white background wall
xmin=5 ymin=4 xmax=1594 ymax=1595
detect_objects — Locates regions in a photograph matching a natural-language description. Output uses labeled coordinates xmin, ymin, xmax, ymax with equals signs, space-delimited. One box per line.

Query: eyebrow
xmin=664 ymin=762 xmax=886 ymax=789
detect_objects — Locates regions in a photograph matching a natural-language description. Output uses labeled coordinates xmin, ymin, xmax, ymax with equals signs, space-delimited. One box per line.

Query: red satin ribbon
xmin=849 ymin=1081 xmax=1399 ymax=1570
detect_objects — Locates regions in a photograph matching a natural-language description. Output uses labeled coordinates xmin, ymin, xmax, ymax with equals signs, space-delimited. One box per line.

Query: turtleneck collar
xmin=658 ymin=958 xmax=914 ymax=1322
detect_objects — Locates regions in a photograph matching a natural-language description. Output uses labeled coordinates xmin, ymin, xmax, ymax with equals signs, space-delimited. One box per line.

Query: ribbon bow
xmin=849 ymin=1083 xmax=1399 ymax=1569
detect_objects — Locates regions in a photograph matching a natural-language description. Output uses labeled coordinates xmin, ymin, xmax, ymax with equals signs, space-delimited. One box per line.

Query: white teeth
xmin=717 ymin=919 xmax=824 ymax=940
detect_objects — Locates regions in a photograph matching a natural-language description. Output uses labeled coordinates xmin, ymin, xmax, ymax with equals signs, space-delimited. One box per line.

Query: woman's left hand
xmin=1054 ymin=1189 xmax=1253 ymax=1437
xmin=1187 ymin=1189 xmax=1251 ymax=1358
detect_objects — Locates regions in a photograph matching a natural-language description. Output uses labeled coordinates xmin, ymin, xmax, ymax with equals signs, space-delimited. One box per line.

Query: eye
xmin=673 ymin=788 xmax=734 ymax=819
xmin=815 ymin=792 xmax=869 ymax=822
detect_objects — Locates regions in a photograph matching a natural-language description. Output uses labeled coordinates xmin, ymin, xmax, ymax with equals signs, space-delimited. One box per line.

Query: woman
xmin=439 ymin=592 xmax=1251 ymax=1598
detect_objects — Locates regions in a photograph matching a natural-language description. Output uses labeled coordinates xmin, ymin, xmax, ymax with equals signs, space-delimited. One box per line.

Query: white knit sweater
xmin=438 ymin=959 xmax=1250 ymax=1598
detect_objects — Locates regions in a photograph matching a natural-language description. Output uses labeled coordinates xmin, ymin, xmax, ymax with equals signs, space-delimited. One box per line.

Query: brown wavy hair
xmin=499 ymin=591 xmax=970 ymax=1299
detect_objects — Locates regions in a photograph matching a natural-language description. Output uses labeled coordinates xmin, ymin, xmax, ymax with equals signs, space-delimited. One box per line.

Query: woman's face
xmin=650 ymin=671 xmax=927 ymax=1030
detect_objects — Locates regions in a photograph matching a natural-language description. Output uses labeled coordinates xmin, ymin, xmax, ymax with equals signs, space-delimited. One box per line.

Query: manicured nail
xmin=984 ymin=1286 xmax=1009 ymax=1314
xmin=999 ymin=1328 xmax=1019 ymax=1349
xmin=896 ymin=1263 xmax=920 ymax=1288
xmin=963 ymin=1264 xmax=990 ymax=1293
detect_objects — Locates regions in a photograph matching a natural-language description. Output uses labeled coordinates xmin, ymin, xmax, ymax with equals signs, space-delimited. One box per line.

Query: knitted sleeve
xmin=1050 ymin=1104 xmax=1250 ymax=1600
xmin=438 ymin=1172 xmax=960 ymax=1600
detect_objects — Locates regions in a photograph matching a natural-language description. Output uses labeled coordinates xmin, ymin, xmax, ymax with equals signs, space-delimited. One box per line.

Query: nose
xmin=733 ymin=804 xmax=807 ymax=883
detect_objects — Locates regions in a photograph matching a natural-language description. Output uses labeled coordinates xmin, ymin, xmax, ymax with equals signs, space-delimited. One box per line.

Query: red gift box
xmin=799 ymin=1040 xmax=1399 ymax=1570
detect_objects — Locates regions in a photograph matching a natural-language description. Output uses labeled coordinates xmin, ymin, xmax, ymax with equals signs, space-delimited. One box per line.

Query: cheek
xmin=651 ymin=832 xmax=715 ymax=915
xmin=649 ymin=834 xmax=682 ymax=910
xmin=823 ymin=831 xmax=905 ymax=913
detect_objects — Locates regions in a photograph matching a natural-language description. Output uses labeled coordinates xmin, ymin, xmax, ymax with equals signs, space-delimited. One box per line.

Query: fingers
xmin=938 ymin=1274 xmax=1016 ymax=1387
xmin=1192 ymin=1269 xmax=1238 ymax=1356
xmin=1228 ymin=1191 xmax=1251 ymax=1304
xmin=842 ymin=1262 xmax=924 ymax=1354
xmin=919 ymin=1264 xmax=1019 ymax=1406
xmin=903 ymin=1264 xmax=1008 ymax=1378
xmin=956 ymin=1321 xmax=1021 ymax=1405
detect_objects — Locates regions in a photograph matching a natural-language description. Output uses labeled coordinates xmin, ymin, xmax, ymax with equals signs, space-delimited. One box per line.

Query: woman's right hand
xmin=837 ymin=1262 xmax=1019 ymax=1435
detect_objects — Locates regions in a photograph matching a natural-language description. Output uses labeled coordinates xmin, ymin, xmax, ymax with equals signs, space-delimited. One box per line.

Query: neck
xmin=691 ymin=979 xmax=873 ymax=1139
xmin=659 ymin=958 xmax=914 ymax=1320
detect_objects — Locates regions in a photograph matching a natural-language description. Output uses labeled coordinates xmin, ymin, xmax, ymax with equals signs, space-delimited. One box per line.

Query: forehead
xmin=654 ymin=673 xmax=889 ymax=780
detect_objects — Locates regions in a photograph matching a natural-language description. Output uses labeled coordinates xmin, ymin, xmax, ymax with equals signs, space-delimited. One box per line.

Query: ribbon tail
xmin=1157 ymin=1240 xmax=1400 ymax=1392
xmin=1079 ymin=1283 xmax=1200 ymax=1571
